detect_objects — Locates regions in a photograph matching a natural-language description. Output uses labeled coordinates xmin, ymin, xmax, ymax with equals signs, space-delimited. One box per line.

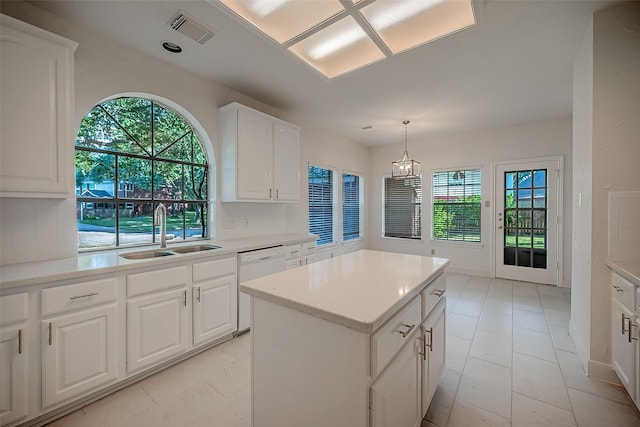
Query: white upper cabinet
xmin=0 ymin=14 xmax=78 ymax=198
xmin=219 ymin=102 xmax=300 ymax=202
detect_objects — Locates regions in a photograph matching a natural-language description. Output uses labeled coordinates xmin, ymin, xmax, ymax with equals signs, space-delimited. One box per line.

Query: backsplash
xmin=0 ymin=198 xmax=77 ymax=265
xmin=608 ymin=191 xmax=640 ymax=261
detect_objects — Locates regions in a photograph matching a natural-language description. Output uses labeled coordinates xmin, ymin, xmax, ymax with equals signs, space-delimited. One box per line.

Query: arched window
xmin=75 ymin=97 xmax=209 ymax=249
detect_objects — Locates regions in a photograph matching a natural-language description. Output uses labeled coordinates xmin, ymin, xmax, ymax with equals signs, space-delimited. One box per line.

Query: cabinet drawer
xmin=127 ymin=266 xmax=188 ymax=297
xmin=0 ymin=293 xmax=28 ymax=324
xmin=193 ymin=257 xmax=237 ymax=283
xmin=612 ymin=272 xmax=635 ymax=310
xmin=42 ymin=278 xmax=117 ymax=316
xmin=284 ymin=244 xmax=302 ymax=260
xmin=371 ymin=296 xmax=421 ymax=377
xmin=285 ymin=258 xmax=301 ymax=270
xmin=302 ymin=241 xmax=316 ymax=255
xmin=421 ymin=273 xmax=446 ymax=321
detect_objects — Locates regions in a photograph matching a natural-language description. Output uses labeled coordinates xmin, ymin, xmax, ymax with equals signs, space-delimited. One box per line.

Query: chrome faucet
xmin=155 ymin=204 xmax=167 ymax=248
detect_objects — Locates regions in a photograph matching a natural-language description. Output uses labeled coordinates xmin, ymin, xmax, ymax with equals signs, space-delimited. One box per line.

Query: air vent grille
xmin=169 ymin=10 xmax=216 ymax=44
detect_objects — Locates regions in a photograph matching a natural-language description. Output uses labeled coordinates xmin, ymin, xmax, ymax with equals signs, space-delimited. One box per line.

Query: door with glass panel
xmin=495 ymin=159 xmax=561 ymax=285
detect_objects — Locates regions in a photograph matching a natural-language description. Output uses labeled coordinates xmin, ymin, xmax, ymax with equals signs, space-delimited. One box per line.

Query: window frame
xmin=431 ymin=166 xmax=482 ymax=244
xmin=382 ymin=174 xmax=423 ymax=241
xmin=342 ymin=170 xmax=364 ymax=242
xmin=308 ymin=164 xmax=338 ymax=246
xmin=75 ymin=96 xmax=210 ymax=251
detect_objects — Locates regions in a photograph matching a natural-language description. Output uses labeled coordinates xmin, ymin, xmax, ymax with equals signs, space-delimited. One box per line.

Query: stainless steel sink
xmin=120 ymin=250 xmax=175 ymax=260
xmin=120 ymin=244 xmax=221 ymax=259
xmin=170 ymin=244 xmax=221 ymax=253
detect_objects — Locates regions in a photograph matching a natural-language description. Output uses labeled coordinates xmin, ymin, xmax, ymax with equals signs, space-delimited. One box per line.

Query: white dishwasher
xmin=238 ymin=246 xmax=285 ymax=333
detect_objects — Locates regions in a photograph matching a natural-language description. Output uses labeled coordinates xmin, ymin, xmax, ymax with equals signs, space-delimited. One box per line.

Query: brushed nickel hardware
xmin=431 ymin=289 xmax=445 ymax=297
xmin=498 ymin=225 xmax=503 ymax=229
xmin=18 ymin=329 xmax=22 ymax=354
xmin=269 ymin=188 xmax=272 ymax=198
xmin=622 ymin=314 xmax=630 ymax=335
xmin=69 ymin=292 xmax=99 ymax=300
xmin=183 ymin=290 xmax=187 ymax=307
xmin=425 ymin=327 xmax=433 ymax=351
xmin=197 ymin=287 xmax=201 ymax=302
xmin=48 ymin=322 xmax=52 ymax=346
xmin=276 ymin=189 xmax=279 ymax=199
xmin=397 ymin=323 xmax=415 ymax=338
xmin=612 ymin=285 xmax=623 ymax=292
xmin=628 ymin=320 xmax=638 ymax=343
xmin=417 ymin=335 xmax=426 ymax=360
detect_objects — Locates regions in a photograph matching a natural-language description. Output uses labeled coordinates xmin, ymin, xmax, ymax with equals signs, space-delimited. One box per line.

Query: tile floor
xmin=47 ymin=274 xmax=640 ymax=427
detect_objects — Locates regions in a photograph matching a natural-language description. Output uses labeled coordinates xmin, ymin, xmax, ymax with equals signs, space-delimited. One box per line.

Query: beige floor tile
xmin=81 ymin=384 xmax=156 ymax=427
xmin=448 ymin=313 xmax=479 ymax=340
xmin=425 ymin=368 xmax=461 ymax=427
xmin=446 ymin=334 xmax=472 ymax=373
xmin=513 ymin=327 xmax=557 ymax=362
xmin=446 ymin=399 xmax=511 ymax=427
xmin=43 ymin=409 xmax=88 ymax=427
xmin=540 ymin=294 xmax=571 ymax=311
xmin=568 ymin=388 xmax=640 ymax=427
xmin=421 ymin=420 xmax=439 ymax=427
xmin=469 ymin=329 xmax=512 ymax=368
xmin=536 ymin=283 xmax=564 ymax=297
xmin=513 ymin=353 xmax=571 ymax=411
xmin=512 ymin=296 xmax=544 ymax=313
xmin=511 ymin=392 xmax=576 ymax=427
xmin=482 ymin=297 xmax=513 ymax=316
xmin=452 ymin=297 xmax=484 ymax=318
xmin=543 ymin=307 xmax=571 ymax=326
xmin=512 ymin=283 xmax=540 ymax=299
xmin=477 ymin=311 xmax=512 ymax=337
xmin=548 ymin=323 xmax=577 ymax=353
xmin=513 ymin=309 xmax=549 ymax=333
xmin=456 ymin=357 xmax=512 ymax=418
xmin=556 ymin=349 xmax=630 ymax=404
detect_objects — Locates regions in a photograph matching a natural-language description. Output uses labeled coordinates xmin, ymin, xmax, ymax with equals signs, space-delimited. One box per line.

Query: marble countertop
xmin=607 ymin=259 xmax=640 ymax=285
xmin=240 ymin=249 xmax=449 ymax=334
xmin=0 ymin=233 xmax=317 ymax=290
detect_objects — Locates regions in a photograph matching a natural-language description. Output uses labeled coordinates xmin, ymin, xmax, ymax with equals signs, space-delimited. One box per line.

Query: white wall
xmin=368 ymin=117 xmax=573 ymax=283
xmin=0 ymin=1 xmax=367 ymax=264
xmin=571 ymin=1 xmax=640 ymax=380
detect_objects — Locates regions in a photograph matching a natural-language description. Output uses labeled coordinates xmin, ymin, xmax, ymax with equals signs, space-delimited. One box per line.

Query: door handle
xmin=622 ymin=314 xmax=629 ymax=335
xmin=48 ymin=322 xmax=53 ymax=346
xmin=18 ymin=329 xmax=22 ymax=354
xmin=628 ymin=319 xmax=638 ymax=343
xmin=396 ymin=323 xmax=415 ymax=338
xmin=425 ymin=327 xmax=433 ymax=351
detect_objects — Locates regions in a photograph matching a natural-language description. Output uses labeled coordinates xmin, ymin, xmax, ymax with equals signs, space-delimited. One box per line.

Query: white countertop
xmin=240 ymin=249 xmax=449 ymax=334
xmin=607 ymin=259 xmax=640 ymax=285
xmin=0 ymin=233 xmax=316 ymax=290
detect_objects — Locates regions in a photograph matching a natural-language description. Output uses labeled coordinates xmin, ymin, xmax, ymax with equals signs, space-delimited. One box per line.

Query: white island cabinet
xmin=241 ymin=250 xmax=449 ymax=427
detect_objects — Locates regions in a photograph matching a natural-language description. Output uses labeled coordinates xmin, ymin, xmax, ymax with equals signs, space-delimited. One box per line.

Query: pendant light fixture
xmin=392 ymin=120 xmax=421 ymax=178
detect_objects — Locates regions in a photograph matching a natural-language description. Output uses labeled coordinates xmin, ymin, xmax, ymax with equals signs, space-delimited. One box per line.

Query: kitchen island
xmin=241 ymin=249 xmax=449 ymax=427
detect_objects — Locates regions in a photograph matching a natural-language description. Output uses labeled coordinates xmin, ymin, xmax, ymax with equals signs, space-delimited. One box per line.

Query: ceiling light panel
xmin=288 ymin=16 xmax=385 ymax=79
xmin=217 ymin=0 xmax=344 ymax=44
xmin=360 ymin=0 xmax=476 ymax=54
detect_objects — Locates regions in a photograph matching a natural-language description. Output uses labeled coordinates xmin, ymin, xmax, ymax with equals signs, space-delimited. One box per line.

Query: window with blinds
xmin=384 ymin=176 xmax=422 ymax=239
xmin=343 ymin=173 xmax=361 ymax=241
xmin=308 ymin=166 xmax=334 ymax=245
xmin=432 ymin=169 xmax=481 ymax=242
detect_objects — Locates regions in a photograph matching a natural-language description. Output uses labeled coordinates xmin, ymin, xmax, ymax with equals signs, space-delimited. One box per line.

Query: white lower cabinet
xmin=421 ymin=300 xmax=446 ymax=416
xmin=42 ymin=304 xmax=118 ymax=407
xmin=127 ymin=288 xmax=188 ymax=373
xmin=370 ymin=334 xmax=421 ymax=427
xmin=0 ymin=293 xmax=29 ymax=425
xmin=611 ymin=295 xmax=637 ymax=399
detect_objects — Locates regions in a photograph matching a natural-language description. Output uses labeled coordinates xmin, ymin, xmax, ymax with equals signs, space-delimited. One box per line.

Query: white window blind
xmin=432 ymin=169 xmax=481 ymax=242
xmin=308 ymin=166 xmax=333 ymax=245
xmin=384 ymin=176 xmax=422 ymax=239
xmin=343 ymin=173 xmax=361 ymax=241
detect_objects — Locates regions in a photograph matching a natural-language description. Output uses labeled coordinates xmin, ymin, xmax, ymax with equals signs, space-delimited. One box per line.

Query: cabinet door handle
xmin=69 ymin=292 xmax=98 ymax=300
xmin=48 ymin=322 xmax=52 ymax=346
xmin=197 ymin=287 xmax=201 ymax=303
xmin=425 ymin=327 xmax=433 ymax=351
xmin=269 ymin=188 xmax=272 ymax=198
xmin=612 ymin=285 xmax=623 ymax=292
xmin=276 ymin=189 xmax=279 ymax=199
xmin=18 ymin=329 xmax=22 ymax=354
xmin=622 ymin=314 xmax=629 ymax=335
xmin=628 ymin=319 xmax=638 ymax=343
xmin=183 ymin=290 xmax=187 ymax=307
xmin=397 ymin=323 xmax=415 ymax=338
xmin=431 ymin=289 xmax=445 ymax=297
xmin=417 ymin=334 xmax=426 ymax=360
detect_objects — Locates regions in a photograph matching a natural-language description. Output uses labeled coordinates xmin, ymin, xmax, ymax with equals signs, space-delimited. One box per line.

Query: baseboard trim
xmin=587 ymin=359 xmax=621 ymax=385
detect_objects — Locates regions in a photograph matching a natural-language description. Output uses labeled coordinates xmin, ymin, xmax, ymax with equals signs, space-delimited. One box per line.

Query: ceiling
xmin=29 ymin=0 xmax=615 ymax=147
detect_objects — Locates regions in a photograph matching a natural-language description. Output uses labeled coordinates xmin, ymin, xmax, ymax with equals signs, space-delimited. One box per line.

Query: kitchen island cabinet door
xmin=422 ymin=300 xmax=446 ymax=416
xmin=611 ymin=296 xmax=636 ymax=399
xmin=42 ymin=304 xmax=118 ymax=407
xmin=127 ymin=288 xmax=188 ymax=373
xmin=370 ymin=335 xmax=421 ymax=427
xmin=0 ymin=325 xmax=28 ymax=425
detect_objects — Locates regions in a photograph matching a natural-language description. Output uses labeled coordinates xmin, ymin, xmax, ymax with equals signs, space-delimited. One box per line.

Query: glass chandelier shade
xmin=392 ymin=121 xmax=421 ymax=178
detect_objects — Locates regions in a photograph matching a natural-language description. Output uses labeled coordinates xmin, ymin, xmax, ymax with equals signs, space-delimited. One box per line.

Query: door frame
xmin=491 ymin=156 xmax=563 ymax=286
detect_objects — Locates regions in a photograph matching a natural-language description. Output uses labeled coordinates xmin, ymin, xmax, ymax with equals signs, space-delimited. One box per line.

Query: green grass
xmin=80 ymin=212 xmax=201 ymax=232
xmin=505 ymin=235 xmax=545 ymax=249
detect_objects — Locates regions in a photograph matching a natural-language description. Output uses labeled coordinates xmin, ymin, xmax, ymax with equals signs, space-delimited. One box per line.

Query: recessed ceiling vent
xmin=169 ymin=10 xmax=216 ymax=45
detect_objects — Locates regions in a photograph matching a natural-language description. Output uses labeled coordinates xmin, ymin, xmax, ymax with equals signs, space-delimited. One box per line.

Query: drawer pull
xmin=183 ymin=290 xmax=187 ymax=307
xmin=396 ymin=323 xmax=415 ymax=338
xmin=197 ymin=287 xmax=201 ymax=303
xmin=69 ymin=292 xmax=98 ymax=300
xmin=612 ymin=285 xmax=623 ymax=292
xmin=417 ymin=335 xmax=426 ymax=360
xmin=628 ymin=320 xmax=638 ymax=343
xmin=18 ymin=329 xmax=22 ymax=354
xmin=622 ymin=314 xmax=630 ymax=335
xmin=48 ymin=322 xmax=52 ymax=346
xmin=425 ymin=327 xmax=434 ymax=352
xmin=431 ymin=289 xmax=446 ymax=297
